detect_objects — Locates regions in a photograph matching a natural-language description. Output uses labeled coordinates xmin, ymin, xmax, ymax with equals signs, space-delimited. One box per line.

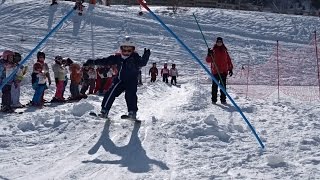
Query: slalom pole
xmin=315 ymin=31 xmax=320 ymax=99
xmin=138 ymin=0 xmax=265 ymax=149
xmin=192 ymin=13 xmax=225 ymax=89
xmin=0 ymin=7 xmax=76 ymax=91
xmin=276 ymin=40 xmax=280 ymax=101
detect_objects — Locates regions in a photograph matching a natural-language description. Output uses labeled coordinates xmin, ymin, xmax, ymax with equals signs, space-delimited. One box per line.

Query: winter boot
xmin=99 ymin=109 xmax=109 ymax=119
xmin=221 ymin=101 xmax=227 ymax=105
xmin=128 ymin=111 xmax=137 ymax=119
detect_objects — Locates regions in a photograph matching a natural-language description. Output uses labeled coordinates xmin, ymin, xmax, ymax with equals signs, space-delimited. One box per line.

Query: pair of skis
xmin=89 ymin=112 xmax=141 ymax=123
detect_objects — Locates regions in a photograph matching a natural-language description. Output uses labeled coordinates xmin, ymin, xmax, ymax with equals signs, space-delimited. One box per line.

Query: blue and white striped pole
xmin=0 ymin=7 xmax=75 ymax=91
xmin=138 ymin=0 xmax=265 ymax=149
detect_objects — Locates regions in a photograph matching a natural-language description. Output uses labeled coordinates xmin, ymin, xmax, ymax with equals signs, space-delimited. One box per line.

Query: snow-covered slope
xmin=0 ymin=1 xmax=319 ymax=179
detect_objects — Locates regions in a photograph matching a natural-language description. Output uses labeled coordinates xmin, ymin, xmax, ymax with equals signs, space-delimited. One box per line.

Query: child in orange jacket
xmin=69 ymin=63 xmax=82 ymax=100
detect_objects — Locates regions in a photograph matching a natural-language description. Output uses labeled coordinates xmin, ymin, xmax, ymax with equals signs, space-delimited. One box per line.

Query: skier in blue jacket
xmin=87 ymin=36 xmax=151 ymax=119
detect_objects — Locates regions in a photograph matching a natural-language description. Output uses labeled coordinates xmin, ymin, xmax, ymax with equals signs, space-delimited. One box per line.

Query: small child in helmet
xmin=95 ymin=65 xmax=110 ymax=95
xmin=86 ymin=36 xmax=151 ymax=119
xmin=52 ymin=55 xmax=67 ymax=102
xmin=149 ymin=62 xmax=158 ymax=82
xmin=0 ymin=50 xmax=15 ymax=112
xmin=80 ymin=63 xmax=96 ymax=95
xmin=11 ymin=52 xmax=28 ymax=108
xmin=69 ymin=63 xmax=82 ymax=100
xmin=161 ymin=63 xmax=169 ymax=83
xmin=36 ymin=51 xmax=51 ymax=102
xmin=31 ymin=62 xmax=48 ymax=107
xmin=61 ymin=58 xmax=73 ymax=98
xmin=169 ymin=63 xmax=178 ymax=85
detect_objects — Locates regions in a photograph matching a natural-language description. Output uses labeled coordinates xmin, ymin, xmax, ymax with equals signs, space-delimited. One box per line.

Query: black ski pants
xmin=212 ymin=74 xmax=227 ymax=103
xmin=101 ymin=78 xmax=138 ymax=113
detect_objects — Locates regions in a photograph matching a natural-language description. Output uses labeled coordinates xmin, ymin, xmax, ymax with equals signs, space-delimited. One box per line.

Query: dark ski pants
xmin=137 ymin=71 xmax=142 ymax=85
xmin=212 ymin=74 xmax=227 ymax=103
xmin=171 ymin=76 xmax=177 ymax=85
xmin=2 ymin=84 xmax=11 ymax=108
xmin=80 ymin=79 xmax=95 ymax=94
xmin=162 ymin=74 xmax=169 ymax=83
xmin=101 ymin=79 xmax=138 ymax=113
xmin=151 ymin=74 xmax=157 ymax=82
xmin=70 ymin=81 xmax=80 ymax=98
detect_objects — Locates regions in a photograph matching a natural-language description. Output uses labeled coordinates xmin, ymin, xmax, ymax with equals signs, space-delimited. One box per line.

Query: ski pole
xmin=138 ymin=0 xmax=265 ymax=149
xmin=193 ymin=13 xmax=226 ymax=89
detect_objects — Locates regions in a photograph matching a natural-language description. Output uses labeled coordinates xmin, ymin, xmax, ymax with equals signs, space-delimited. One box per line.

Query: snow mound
xmin=179 ymin=115 xmax=231 ymax=143
xmin=17 ymin=121 xmax=35 ymax=132
xmin=266 ymin=155 xmax=286 ymax=168
xmin=71 ymin=102 xmax=95 ymax=117
xmin=203 ymin=115 xmax=219 ymax=126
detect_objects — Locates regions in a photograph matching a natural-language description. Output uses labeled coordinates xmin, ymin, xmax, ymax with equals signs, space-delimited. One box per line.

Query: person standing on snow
xmin=36 ymin=51 xmax=51 ymax=102
xmin=0 ymin=50 xmax=15 ymax=112
xmin=86 ymin=36 xmax=151 ymax=119
xmin=149 ymin=62 xmax=158 ymax=82
xmin=11 ymin=52 xmax=28 ymax=108
xmin=206 ymin=37 xmax=233 ymax=104
xmin=31 ymin=62 xmax=48 ymax=107
xmin=161 ymin=62 xmax=169 ymax=83
xmin=169 ymin=63 xmax=178 ymax=85
xmin=52 ymin=55 xmax=67 ymax=102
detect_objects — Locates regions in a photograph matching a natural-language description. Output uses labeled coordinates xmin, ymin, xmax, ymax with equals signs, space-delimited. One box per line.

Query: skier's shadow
xmin=83 ymin=121 xmax=169 ymax=173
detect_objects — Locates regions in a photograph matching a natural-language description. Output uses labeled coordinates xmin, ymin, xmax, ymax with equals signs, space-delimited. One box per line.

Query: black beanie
xmin=216 ymin=37 xmax=223 ymax=42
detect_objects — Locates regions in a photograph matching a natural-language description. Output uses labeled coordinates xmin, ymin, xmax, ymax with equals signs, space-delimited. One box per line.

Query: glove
xmin=207 ymin=48 xmax=213 ymax=56
xmin=229 ymin=70 xmax=233 ymax=77
xmin=143 ymin=48 xmax=151 ymax=57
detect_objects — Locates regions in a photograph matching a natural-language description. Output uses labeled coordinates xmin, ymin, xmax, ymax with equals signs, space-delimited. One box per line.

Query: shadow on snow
xmin=83 ymin=121 xmax=169 ymax=173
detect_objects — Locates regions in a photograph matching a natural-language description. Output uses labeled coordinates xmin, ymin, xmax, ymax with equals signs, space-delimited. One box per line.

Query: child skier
xmin=0 ymin=50 xmax=15 ymax=112
xmin=61 ymin=58 xmax=73 ymax=98
xmin=149 ymin=62 xmax=158 ymax=82
xmin=95 ymin=65 xmax=108 ymax=95
xmin=169 ymin=63 xmax=178 ymax=85
xmin=69 ymin=63 xmax=82 ymax=100
xmin=36 ymin=51 xmax=51 ymax=102
xmin=161 ymin=63 xmax=169 ymax=83
xmin=11 ymin=52 xmax=28 ymax=108
xmin=52 ymin=55 xmax=67 ymax=102
xmin=86 ymin=36 xmax=151 ymax=119
xmin=80 ymin=63 xmax=95 ymax=96
xmin=31 ymin=62 xmax=48 ymax=107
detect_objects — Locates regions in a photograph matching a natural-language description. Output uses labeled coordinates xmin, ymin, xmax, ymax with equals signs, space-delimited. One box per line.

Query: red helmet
xmin=2 ymin=50 xmax=14 ymax=61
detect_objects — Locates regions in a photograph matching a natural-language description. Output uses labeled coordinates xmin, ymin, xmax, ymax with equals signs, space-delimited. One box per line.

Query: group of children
xmin=0 ymin=49 xmax=178 ymax=113
xmin=149 ymin=62 xmax=178 ymax=85
xmin=0 ymin=50 xmax=119 ymax=112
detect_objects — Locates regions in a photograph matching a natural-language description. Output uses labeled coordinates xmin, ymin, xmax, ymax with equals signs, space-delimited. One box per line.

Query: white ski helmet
xmin=120 ymin=36 xmax=136 ymax=49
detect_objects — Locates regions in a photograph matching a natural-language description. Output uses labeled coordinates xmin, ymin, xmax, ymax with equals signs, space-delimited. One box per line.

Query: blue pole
xmin=0 ymin=8 xmax=75 ymax=91
xmin=138 ymin=0 xmax=265 ymax=149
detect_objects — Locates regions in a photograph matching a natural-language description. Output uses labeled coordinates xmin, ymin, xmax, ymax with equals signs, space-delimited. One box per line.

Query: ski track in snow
xmin=0 ymin=1 xmax=320 ymax=179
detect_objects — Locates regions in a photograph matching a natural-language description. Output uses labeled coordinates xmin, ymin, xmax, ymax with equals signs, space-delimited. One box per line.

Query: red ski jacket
xmin=206 ymin=45 xmax=233 ymax=75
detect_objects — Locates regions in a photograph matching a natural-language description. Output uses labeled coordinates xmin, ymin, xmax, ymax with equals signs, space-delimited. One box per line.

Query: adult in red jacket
xmin=206 ymin=37 xmax=233 ymax=104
